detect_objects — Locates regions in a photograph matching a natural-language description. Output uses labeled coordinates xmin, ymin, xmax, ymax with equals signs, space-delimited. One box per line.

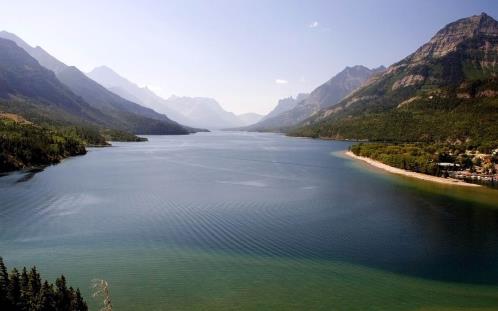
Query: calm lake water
xmin=1 ymin=132 xmax=498 ymax=310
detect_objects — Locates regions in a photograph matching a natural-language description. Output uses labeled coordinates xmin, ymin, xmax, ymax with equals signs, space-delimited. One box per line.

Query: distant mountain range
xmin=0 ymin=31 xmax=198 ymax=136
xmin=242 ymin=65 xmax=385 ymax=131
xmin=2 ymin=12 xmax=496 ymax=150
xmin=87 ymin=66 xmax=261 ymax=129
xmin=86 ymin=66 xmax=192 ymax=125
xmin=290 ymin=12 xmax=498 ymax=145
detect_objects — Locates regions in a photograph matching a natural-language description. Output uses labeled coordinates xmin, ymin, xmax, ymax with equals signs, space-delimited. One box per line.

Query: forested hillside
xmin=0 ymin=113 xmax=91 ymax=172
xmin=290 ymin=13 xmax=498 ymax=150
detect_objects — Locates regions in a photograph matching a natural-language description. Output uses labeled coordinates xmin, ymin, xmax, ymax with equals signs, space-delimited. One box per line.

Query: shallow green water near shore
xmin=1 ymin=132 xmax=498 ymax=310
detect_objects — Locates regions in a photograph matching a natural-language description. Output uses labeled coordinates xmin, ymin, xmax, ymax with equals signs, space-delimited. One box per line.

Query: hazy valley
xmin=1 ymin=4 xmax=498 ymax=311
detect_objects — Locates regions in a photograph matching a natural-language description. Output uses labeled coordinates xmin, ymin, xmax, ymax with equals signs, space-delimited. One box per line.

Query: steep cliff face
xmin=291 ymin=13 xmax=498 ymax=144
xmin=410 ymin=13 xmax=498 ymax=64
xmin=382 ymin=12 xmax=498 ymax=96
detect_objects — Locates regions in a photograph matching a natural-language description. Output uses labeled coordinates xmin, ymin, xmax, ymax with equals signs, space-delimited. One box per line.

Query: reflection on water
xmin=1 ymin=132 xmax=498 ymax=310
xmin=15 ymin=167 xmax=45 ymax=183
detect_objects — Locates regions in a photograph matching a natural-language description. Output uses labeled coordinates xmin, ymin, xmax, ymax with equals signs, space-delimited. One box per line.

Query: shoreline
xmin=345 ymin=151 xmax=480 ymax=188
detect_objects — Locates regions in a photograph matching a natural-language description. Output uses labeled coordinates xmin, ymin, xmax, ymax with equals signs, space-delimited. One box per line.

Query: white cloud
xmin=275 ymin=79 xmax=288 ymax=84
xmin=308 ymin=21 xmax=319 ymax=28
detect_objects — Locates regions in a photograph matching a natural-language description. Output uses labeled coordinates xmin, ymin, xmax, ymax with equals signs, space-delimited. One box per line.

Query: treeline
xmin=290 ymin=96 xmax=498 ymax=152
xmin=350 ymin=142 xmax=498 ymax=176
xmin=100 ymin=128 xmax=147 ymax=143
xmin=0 ymin=110 xmax=150 ymax=173
xmin=0 ymin=100 xmax=148 ymax=144
xmin=0 ymin=257 xmax=87 ymax=311
xmin=0 ymin=118 xmax=88 ymax=172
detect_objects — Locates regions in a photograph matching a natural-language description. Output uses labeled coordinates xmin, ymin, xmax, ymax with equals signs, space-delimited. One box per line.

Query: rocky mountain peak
xmin=410 ymin=12 xmax=498 ymax=63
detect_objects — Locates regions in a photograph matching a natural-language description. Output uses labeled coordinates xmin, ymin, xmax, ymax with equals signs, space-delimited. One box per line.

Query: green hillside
xmin=290 ymin=13 xmax=498 ymax=149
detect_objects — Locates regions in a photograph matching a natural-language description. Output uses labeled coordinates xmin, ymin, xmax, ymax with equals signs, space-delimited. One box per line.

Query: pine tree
xmin=0 ymin=257 xmax=9 ymax=290
xmin=7 ymin=268 xmax=21 ymax=309
xmin=39 ymin=281 xmax=56 ymax=311
xmin=0 ymin=260 xmax=87 ymax=311
xmin=19 ymin=267 xmax=29 ymax=310
xmin=0 ymin=258 xmax=12 ymax=311
xmin=54 ymin=275 xmax=70 ymax=311
xmin=71 ymin=288 xmax=88 ymax=311
xmin=28 ymin=266 xmax=42 ymax=310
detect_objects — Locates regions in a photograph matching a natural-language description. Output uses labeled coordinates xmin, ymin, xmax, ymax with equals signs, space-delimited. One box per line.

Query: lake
xmin=1 ymin=132 xmax=498 ymax=310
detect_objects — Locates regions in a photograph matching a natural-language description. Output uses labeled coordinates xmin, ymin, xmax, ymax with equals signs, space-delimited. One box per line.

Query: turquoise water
xmin=1 ymin=132 xmax=498 ymax=310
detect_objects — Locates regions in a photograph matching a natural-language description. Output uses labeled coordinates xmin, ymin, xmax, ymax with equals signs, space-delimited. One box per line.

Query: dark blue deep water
xmin=1 ymin=132 xmax=498 ymax=310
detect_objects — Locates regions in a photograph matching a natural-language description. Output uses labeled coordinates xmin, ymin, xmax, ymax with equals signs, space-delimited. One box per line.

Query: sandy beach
xmin=345 ymin=151 xmax=480 ymax=187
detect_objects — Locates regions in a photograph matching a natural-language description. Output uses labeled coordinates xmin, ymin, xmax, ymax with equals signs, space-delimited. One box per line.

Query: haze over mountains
xmin=0 ymin=32 xmax=390 ymax=134
xmin=237 ymin=113 xmax=264 ymax=125
xmin=0 ymin=37 xmax=106 ymax=126
xmin=1 ymin=12 xmax=496 ymax=145
xmin=261 ymin=93 xmax=309 ymax=121
xmin=0 ymin=31 xmax=197 ymax=136
xmin=88 ymin=66 xmax=262 ymax=129
xmin=290 ymin=13 xmax=498 ymax=144
xmin=86 ymin=66 xmax=192 ymax=126
xmin=0 ymin=29 xmax=264 ymax=134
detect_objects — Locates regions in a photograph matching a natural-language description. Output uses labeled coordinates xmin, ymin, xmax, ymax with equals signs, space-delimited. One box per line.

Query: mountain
xmin=87 ymin=66 xmax=193 ymax=125
xmin=0 ymin=31 xmax=67 ymax=74
xmin=0 ymin=37 xmax=109 ymax=125
xmin=161 ymin=96 xmax=244 ymax=129
xmin=88 ymin=66 xmax=251 ymax=129
xmin=56 ymin=66 xmax=195 ymax=134
xmin=261 ymin=93 xmax=309 ymax=121
xmin=237 ymin=112 xmax=264 ymax=126
xmin=290 ymin=13 xmax=498 ymax=145
xmin=0 ymin=32 xmax=194 ymax=135
xmin=244 ymin=65 xmax=384 ymax=131
xmin=0 ymin=37 xmax=147 ymax=142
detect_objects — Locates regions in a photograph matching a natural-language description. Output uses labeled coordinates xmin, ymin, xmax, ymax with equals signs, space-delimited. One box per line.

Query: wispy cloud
xmin=308 ymin=21 xmax=319 ymax=28
xmin=275 ymin=79 xmax=288 ymax=84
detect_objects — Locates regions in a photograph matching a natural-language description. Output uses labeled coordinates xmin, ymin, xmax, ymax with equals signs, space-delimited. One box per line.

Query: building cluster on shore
xmin=442 ymin=149 xmax=498 ymax=186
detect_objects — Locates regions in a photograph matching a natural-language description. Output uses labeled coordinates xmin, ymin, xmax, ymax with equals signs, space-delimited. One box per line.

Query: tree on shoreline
xmin=0 ymin=257 xmax=87 ymax=311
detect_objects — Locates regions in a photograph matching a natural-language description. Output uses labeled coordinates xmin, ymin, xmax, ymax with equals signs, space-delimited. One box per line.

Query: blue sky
xmin=1 ymin=0 xmax=497 ymax=114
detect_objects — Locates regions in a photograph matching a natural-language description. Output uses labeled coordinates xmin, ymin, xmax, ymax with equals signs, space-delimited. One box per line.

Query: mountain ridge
xmin=290 ymin=13 xmax=498 ymax=145
xmin=241 ymin=65 xmax=385 ymax=132
xmin=88 ymin=66 xmax=254 ymax=129
xmin=0 ymin=32 xmax=196 ymax=135
xmin=260 ymin=93 xmax=309 ymax=122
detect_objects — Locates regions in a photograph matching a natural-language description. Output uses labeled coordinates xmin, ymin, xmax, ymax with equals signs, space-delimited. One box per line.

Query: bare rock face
xmin=410 ymin=13 xmax=498 ymax=63
xmin=392 ymin=74 xmax=425 ymax=90
xmin=295 ymin=12 xmax=498 ymax=141
xmin=375 ymin=12 xmax=498 ymax=96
